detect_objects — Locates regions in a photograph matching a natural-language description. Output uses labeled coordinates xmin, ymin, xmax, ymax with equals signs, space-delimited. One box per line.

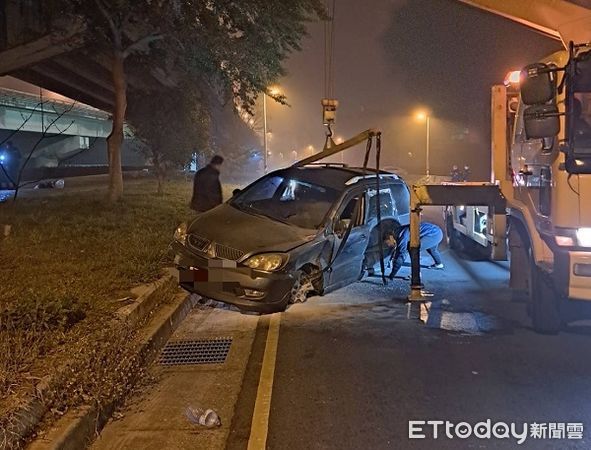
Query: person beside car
xmin=388 ymin=221 xmax=444 ymax=279
xmin=363 ymin=221 xmax=444 ymax=278
xmin=191 ymin=155 xmax=224 ymax=212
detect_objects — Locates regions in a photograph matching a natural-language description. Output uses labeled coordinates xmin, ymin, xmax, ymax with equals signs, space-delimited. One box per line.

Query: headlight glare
xmin=577 ymin=228 xmax=591 ymax=247
xmin=244 ymin=253 xmax=287 ymax=271
xmin=174 ymin=222 xmax=188 ymax=244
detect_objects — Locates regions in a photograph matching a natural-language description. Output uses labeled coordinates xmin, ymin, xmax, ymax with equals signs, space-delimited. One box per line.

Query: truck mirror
xmin=521 ymin=63 xmax=554 ymax=105
xmin=524 ymin=105 xmax=560 ymax=139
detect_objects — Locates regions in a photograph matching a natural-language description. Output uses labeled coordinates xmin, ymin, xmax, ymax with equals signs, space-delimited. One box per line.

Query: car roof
xmin=273 ymin=165 xmax=404 ymax=191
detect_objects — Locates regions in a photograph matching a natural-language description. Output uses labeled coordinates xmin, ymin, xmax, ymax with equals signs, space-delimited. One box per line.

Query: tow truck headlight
xmin=174 ymin=222 xmax=188 ymax=245
xmin=555 ymin=228 xmax=591 ymax=247
xmin=576 ymin=228 xmax=591 ymax=247
xmin=244 ymin=253 xmax=288 ymax=272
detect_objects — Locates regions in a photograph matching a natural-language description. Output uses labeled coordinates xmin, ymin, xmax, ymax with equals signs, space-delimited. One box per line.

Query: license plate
xmin=179 ymin=267 xmax=208 ymax=283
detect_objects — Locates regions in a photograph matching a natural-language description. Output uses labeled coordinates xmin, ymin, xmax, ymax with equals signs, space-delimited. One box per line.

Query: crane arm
xmin=457 ymin=0 xmax=591 ymax=47
xmin=292 ymin=129 xmax=379 ymax=167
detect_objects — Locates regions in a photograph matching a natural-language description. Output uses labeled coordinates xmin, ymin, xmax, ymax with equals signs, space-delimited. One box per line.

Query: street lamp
xmin=335 ymin=136 xmax=344 ymax=163
xmin=414 ymin=110 xmax=431 ymax=176
xmin=263 ymin=86 xmax=281 ymax=174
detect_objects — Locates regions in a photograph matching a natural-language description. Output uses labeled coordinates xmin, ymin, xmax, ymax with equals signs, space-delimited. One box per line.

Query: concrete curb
xmin=27 ymin=290 xmax=197 ymax=450
xmin=0 ymin=271 xmax=176 ymax=450
xmin=115 ymin=269 xmax=175 ymax=326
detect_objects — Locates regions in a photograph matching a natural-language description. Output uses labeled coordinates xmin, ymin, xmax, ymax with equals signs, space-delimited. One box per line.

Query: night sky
xmin=266 ymin=0 xmax=567 ymax=178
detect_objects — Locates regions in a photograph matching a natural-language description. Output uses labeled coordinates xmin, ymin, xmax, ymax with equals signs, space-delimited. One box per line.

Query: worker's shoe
xmin=358 ymin=267 xmax=375 ymax=280
xmin=429 ymin=263 xmax=444 ymax=270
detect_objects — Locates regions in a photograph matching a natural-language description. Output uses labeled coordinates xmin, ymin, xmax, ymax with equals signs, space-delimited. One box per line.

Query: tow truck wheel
xmin=445 ymin=212 xmax=460 ymax=250
xmin=289 ymin=271 xmax=314 ymax=304
xmin=529 ymin=257 xmax=562 ymax=334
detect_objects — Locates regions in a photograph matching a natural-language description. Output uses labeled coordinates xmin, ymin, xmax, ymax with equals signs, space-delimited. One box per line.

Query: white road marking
xmin=247 ymin=313 xmax=281 ymax=450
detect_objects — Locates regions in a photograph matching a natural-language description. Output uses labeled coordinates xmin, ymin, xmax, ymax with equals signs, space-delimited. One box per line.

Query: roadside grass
xmin=0 ymin=178 xmax=201 ymax=409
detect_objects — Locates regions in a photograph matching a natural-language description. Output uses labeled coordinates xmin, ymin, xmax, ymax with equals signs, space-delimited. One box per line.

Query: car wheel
xmin=445 ymin=213 xmax=460 ymax=250
xmin=529 ymin=255 xmax=562 ymax=334
xmin=289 ymin=271 xmax=314 ymax=304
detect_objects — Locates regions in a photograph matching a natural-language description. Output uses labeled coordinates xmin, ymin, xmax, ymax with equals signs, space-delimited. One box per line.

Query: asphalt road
xmin=226 ymin=250 xmax=591 ymax=450
xmin=94 ymin=224 xmax=591 ymax=449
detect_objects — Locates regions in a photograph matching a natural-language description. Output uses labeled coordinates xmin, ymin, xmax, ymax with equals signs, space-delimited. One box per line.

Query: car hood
xmin=188 ymin=203 xmax=318 ymax=254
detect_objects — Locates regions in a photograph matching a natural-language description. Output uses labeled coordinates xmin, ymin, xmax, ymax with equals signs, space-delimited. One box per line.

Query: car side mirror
xmin=232 ymin=188 xmax=241 ymax=196
xmin=334 ymin=218 xmax=351 ymax=238
xmin=524 ymin=105 xmax=560 ymax=139
xmin=521 ymin=63 xmax=555 ymax=106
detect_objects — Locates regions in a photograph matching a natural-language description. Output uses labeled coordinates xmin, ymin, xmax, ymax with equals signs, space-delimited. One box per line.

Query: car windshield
xmin=230 ymin=175 xmax=341 ymax=229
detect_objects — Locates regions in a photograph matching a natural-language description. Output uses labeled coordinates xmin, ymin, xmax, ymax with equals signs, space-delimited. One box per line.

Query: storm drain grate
xmin=159 ymin=338 xmax=232 ymax=366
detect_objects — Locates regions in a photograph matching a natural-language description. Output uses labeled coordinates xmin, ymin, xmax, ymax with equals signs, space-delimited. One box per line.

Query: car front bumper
xmin=172 ymin=242 xmax=295 ymax=313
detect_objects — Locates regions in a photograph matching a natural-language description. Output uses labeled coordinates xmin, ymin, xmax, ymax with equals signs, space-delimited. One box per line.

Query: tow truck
xmin=439 ymin=0 xmax=591 ymax=333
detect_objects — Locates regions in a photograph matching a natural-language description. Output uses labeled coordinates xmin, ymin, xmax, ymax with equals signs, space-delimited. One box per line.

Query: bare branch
xmin=0 ymin=102 xmax=46 ymax=148
xmin=123 ymin=34 xmax=164 ymax=59
xmin=17 ymin=138 xmax=101 ymax=190
xmin=94 ymin=0 xmax=122 ymax=48
xmin=13 ymin=102 xmax=78 ymax=201
xmin=51 ymin=120 xmax=76 ymax=135
xmin=0 ymin=163 xmax=15 ymax=187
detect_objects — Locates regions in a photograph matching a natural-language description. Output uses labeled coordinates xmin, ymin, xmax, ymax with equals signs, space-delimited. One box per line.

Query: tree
xmin=48 ymin=0 xmax=324 ymax=201
xmin=127 ymin=86 xmax=209 ymax=195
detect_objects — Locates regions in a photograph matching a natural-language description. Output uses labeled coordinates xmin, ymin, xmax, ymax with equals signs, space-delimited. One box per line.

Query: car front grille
xmin=214 ymin=243 xmax=244 ymax=261
xmin=187 ymin=234 xmax=211 ymax=253
xmin=187 ymin=234 xmax=245 ymax=261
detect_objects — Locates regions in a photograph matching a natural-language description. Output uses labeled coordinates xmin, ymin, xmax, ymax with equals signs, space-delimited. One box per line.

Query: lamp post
xmin=415 ymin=110 xmax=431 ymax=176
xmin=263 ymin=86 xmax=280 ymax=174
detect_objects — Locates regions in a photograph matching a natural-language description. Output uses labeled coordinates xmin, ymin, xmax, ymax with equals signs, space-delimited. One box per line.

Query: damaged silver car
xmin=172 ymin=164 xmax=409 ymax=313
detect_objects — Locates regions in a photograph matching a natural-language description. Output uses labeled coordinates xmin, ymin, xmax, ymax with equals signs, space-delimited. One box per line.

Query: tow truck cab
xmin=446 ymin=45 xmax=591 ymax=333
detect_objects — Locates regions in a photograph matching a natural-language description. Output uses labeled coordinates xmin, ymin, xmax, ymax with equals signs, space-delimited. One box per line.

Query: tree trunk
xmin=157 ymin=170 xmax=165 ymax=196
xmin=107 ymin=51 xmax=126 ymax=202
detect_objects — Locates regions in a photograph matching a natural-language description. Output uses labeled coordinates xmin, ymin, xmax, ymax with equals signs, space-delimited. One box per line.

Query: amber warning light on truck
xmin=504 ymin=70 xmax=521 ymax=87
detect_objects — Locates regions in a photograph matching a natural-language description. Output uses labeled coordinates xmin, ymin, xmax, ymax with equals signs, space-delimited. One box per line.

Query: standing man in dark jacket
xmin=191 ymin=155 xmax=224 ymax=212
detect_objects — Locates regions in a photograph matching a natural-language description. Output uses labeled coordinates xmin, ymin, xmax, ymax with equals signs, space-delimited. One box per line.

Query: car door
xmin=327 ymin=192 xmax=371 ymax=289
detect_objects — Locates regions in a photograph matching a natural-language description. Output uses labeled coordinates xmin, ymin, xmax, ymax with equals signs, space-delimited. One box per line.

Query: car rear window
xmin=366 ymin=184 xmax=409 ymax=221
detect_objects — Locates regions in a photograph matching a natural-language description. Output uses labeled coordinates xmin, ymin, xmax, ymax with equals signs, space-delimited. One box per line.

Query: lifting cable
xmin=319 ymin=1 xmax=386 ymax=284
xmin=322 ymin=0 xmax=337 ymax=146
xmin=324 ymin=0 xmax=336 ymax=101
xmin=325 ymin=133 xmax=387 ymax=286
xmin=362 ymin=133 xmax=387 ymax=285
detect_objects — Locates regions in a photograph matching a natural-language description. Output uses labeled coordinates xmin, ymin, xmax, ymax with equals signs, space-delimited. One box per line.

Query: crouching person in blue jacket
xmin=363 ymin=221 xmax=444 ymax=279
xmin=388 ymin=221 xmax=444 ymax=279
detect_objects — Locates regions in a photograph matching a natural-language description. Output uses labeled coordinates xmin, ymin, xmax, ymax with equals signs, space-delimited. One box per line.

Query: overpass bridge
xmin=0 ymin=77 xmax=127 ymax=174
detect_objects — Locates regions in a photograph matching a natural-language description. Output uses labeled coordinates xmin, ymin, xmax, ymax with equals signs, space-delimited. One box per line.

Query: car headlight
xmin=244 ymin=253 xmax=288 ymax=271
xmin=174 ymin=222 xmax=188 ymax=244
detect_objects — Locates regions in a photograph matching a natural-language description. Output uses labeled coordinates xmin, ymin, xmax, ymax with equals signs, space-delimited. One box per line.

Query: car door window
xmin=338 ymin=195 xmax=365 ymax=227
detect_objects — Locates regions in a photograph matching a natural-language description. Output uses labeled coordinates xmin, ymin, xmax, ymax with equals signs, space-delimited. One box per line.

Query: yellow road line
xmin=247 ymin=313 xmax=281 ymax=450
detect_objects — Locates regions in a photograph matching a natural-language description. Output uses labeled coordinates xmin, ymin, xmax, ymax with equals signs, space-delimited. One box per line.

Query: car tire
xmin=289 ymin=271 xmax=314 ymax=304
xmin=529 ymin=256 xmax=562 ymax=334
xmin=445 ymin=213 xmax=461 ymax=251
xmin=460 ymin=236 xmax=491 ymax=260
